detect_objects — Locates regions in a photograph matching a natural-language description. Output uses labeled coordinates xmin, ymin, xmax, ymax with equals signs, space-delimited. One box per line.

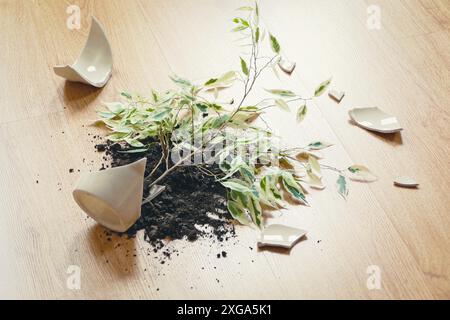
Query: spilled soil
xmin=96 ymin=139 xmax=236 ymax=251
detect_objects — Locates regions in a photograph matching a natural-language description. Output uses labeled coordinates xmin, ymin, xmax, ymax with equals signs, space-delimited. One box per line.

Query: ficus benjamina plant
xmin=97 ymin=2 xmax=376 ymax=229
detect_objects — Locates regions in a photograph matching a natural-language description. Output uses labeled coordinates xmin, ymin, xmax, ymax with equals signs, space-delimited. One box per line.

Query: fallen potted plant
xmin=81 ymin=2 xmax=375 ymax=247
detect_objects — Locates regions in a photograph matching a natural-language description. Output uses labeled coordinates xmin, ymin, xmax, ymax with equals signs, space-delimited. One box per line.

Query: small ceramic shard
xmin=394 ymin=177 xmax=419 ymax=188
xmin=278 ymin=59 xmax=296 ymax=75
xmin=349 ymin=107 xmax=403 ymax=134
xmin=141 ymin=185 xmax=166 ymax=205
xmin=73 ymin=158 xmax=146 ymax=232
xmin=257 ymin=224 xmax=307 ymax=249
xmin=54 ymin=17 xmax=113 ymax=88
xmin=328 ymin=90 xmax=345 ymax=103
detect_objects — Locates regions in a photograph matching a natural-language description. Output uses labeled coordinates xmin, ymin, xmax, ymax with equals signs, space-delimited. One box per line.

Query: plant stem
xmin=149 ymin=23 xmax=277 ymax=188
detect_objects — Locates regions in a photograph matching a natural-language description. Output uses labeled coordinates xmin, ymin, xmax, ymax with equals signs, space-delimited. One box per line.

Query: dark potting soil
xmin=97 ymin=139 xmax=236 ymax=251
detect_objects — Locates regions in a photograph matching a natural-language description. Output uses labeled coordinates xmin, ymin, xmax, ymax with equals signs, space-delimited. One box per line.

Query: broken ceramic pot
xmin=349 ymin=107 xmax=403 ymax=134
xmin=394 ymin=176 xmax=419 ymax=188
xmin=73 ymin=158 xmax=146 ymax=232
xmin=278 ymin=59 xmax=296 ymax=75
xmin=54 ymin=17 xmax=112 ymax=88
xmin=328 ymin=90 xmax=345 ymax=103
xmin=258 ymin=224 xmax=307 ymax=249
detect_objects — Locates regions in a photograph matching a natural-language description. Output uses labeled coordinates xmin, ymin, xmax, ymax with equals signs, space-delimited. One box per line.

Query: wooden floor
xmin=0 ymin=0 xmax=449 ymax=299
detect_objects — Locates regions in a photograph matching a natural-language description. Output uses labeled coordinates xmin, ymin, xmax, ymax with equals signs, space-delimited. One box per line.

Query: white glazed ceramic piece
xmin=73 ymin=158 xmax=147 ymax=232
xmin=349 ymin=107 xmax=403 ymax=134
xmin=278 ymin=59 xmax=296 ymax=75
xmin=394 ymin=176 xmax=419 ymax=188
xmin=54 ymin=17 xmax=112 ymax=87
xmin=328 ymin=90 xmax=345 ymax=103
xmin=258 ymin=224 xmax=307 ymax=249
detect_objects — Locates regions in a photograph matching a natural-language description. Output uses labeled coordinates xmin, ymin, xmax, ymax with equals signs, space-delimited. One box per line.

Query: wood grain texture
xmin=0 ymin=0 xmax=448 ymax=299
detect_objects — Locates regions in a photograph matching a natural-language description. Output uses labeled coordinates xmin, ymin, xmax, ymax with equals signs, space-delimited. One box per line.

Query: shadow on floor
xmin=87 ymin=224 xmax=139 ymax=278
xmin=257 ymin=236 xmax=308 ymax=255
xmin=62 ymin=81 xmax=104 ymax=113
xmin=348 ymin=119 xmax=403 ymax=146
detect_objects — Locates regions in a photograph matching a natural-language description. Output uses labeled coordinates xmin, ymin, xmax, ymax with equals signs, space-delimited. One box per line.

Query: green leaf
xmin=260 ymin=176 xmax=268 ymax=191
xmin=104 ymin=102 xmax=125 ymax=115
xmin=259 ymin=175 xmax=282 ymax=208
xmin=347 ymin=165 xmax=377 ymax=182
xmin=314 ymin=78 xmax=332 ymax=97
xmin=125 ymin=138 xmax=145 ymax=148
xmin=307 ymin=141 xmax=333 ymax=150
xmin=240 ymin=19 xmax=250 ymax=27
xmin=210 ymin=114 xmax=230 ymax=129
xmin=240 ymin=106 xmax=259 ymax=112
xmin=204 ymin=71 xmax=236 ymax=88
xmin=308 ymin=155 xmax=322 ymax=178
xmin=231 ymin=18 xmax=249 ymax=31
xmin=269 ymin=34 xmax=281 ymax=54
xmin=121 ymin=92 xmax=132 ymax=100
xmin=169 ymin=75 xmax=192 ymax=88
xmin=227 ymin=200 xmax=251 ymax=226
xmin=221 ymin=180 xmax=252 ymax=193
xmin=218 ymin=71 xmax=237 ymax=84
xmin=283 ymin=180 xmax=308 ymax=205
xmin=232 ymin=25 xmax=248 ymax=32
xmin=275 ymin=99 xmax=290 ymax=112
xmin=194 ymin=103 xmax=208 ymax=113
xmin=271 ymin=63 xmax=280 ymax=79
xmin=239 ymin=166 xmax=255 ymax=183
xmin=336 ymin=175 xmax=349 ymax=199
xmin=204 ymin=78 xmax=218 ymax=86
xmin=281 ymin=172 xmax=308 ymax=205
xmin=97 ymin=111 xmax=117 ymax=119
xmin=240 ymin=57 xmax=249 ymax=76
xmin=255 ymin=27 xmax=260 ymax=43
xmin=307 ymin=170 xmax=325 ymax=190
xmin=107 ymin=132 xmax=129 ymax=142
xmin=118 ymin=148 xmax=148 ymax=154
xmin=264 ymin=89 xmax=296 ymax=97
xmin=151 ymin=90 xmax=159 ymax=103
xmin=232 ymin=110 xmax=260 ymax=125
xmin=296 ymin=104 xmax=307 ymax=122
xmin=219 ymin=156 xmax=246 ymax=181
xmin=236 ymin=6 xmax=253 ymax=11
xmin=247 ymin=195 xmax=263 ymax=228
xmin=150 ymin=108 xmax=171 ymax=121
xmin=109 ymin=126 xmax=133 ymax=134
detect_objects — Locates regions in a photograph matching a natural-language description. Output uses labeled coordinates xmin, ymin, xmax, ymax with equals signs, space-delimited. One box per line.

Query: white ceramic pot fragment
xmin=349 ymin=107 xmax=403 ymax=134
xmin=328 ymin=90 xmax=345 ymax=103
xmin=278 ymin=59 xmax=296 ymax=75
xmin=54 ymin=17 xmax=113 ymax=88
xmin=257 ymin=224 xmax=307 ymax=249
xmin=394 ymin=176 xmax=419 ymax=188
xmin=73 ymin=158 xmax=147 ymax=232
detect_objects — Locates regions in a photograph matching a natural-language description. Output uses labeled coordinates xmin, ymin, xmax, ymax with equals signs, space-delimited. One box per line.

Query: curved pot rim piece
xmin=54 ymin=17 xmax=112 ymax=88
xmin=349 ymin=107 xmax=403 ymax=134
